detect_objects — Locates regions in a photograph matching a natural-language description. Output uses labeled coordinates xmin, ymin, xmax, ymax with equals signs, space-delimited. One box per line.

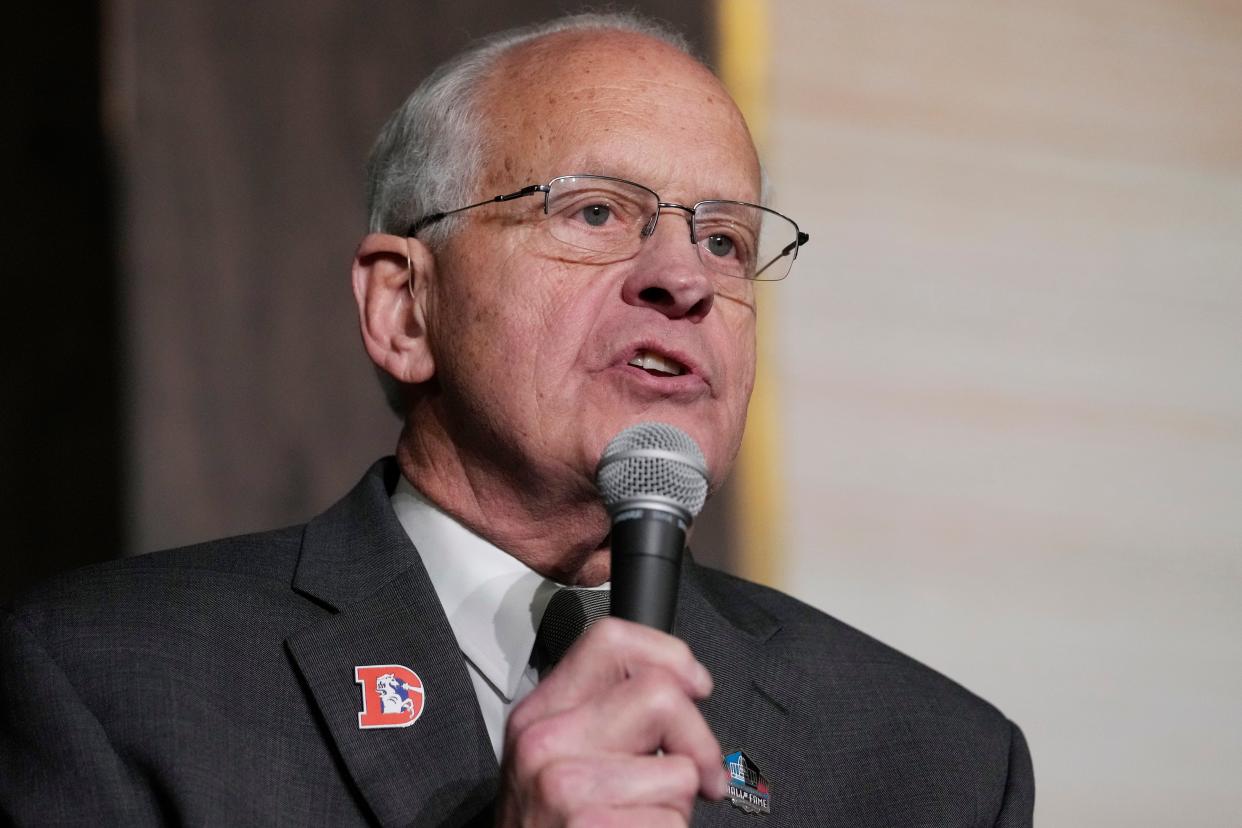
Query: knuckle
xmin=589 ymin=616 xmax=628 ymax=648
xmin=635 ymin=672 xmax=685 ymax=717
xmin=669 ymin=637 xmax=694 ymax=664
xmin=673 ymin=645 xmax=706 ymax=683
xmin=664 ymin=754 xmax=700 ymax=793
xmin=534 ymin=762 xmax=577 ymax=806
xmin=505 ymin=694 xmax=537 ymax=737
xmin=510 ymin=718 xmax=560 ymax=778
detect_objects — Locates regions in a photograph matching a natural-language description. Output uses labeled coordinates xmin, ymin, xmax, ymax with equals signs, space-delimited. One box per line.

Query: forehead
xmin=477 ymin=31 xmax=761 ymax=203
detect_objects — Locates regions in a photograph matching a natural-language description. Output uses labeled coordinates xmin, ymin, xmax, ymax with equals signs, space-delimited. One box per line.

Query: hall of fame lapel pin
xmin=354 ymin=664 xmax=426 ymax=729
xmin=723 ymin=749 xmax=771 ymax=815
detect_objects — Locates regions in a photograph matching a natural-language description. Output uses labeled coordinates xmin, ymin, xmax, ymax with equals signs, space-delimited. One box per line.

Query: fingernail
xmin=716 ymin=767 xmax=731 ymax=799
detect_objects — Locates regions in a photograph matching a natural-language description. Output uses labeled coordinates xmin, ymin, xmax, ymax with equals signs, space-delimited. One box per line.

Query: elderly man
xmin=0 ymin=13 xmax=1033 ymax=828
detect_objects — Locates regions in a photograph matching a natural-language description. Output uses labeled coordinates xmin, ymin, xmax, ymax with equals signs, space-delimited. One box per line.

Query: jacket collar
xmin=290 ymin=459 xmax=414 ymax=611
xmin=678 ymin=558 xmax=826 ymax=824
xmin=287 ymin=459 xmax=497 ymax=826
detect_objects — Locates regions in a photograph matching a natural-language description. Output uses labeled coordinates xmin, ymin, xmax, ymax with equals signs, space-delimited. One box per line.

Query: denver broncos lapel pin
xmin=723 ymin=749 xmax=771 ymax=814
xmin=354 ymin=664 xmax=425 ymax=729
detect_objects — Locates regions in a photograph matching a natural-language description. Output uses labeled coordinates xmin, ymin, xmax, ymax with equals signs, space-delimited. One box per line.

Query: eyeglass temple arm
xmin=407 ymin=184 xmax=549 ymax=236
xmin=752 ymin=231 xmax=811 ymax=279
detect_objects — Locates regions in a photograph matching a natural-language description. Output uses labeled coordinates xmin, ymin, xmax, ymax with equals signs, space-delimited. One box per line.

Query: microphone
xmin=595 ymin=422 xmax=709 ymax=632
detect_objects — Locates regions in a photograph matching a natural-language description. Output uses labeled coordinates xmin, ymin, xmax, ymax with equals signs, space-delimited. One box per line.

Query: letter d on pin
xmin=355 ymin=664 xmax=426 ymax=729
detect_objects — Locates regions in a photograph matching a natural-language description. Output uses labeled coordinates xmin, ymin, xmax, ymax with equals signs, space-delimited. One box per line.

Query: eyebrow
xmin=565 ymin=157 xmax=643 ymax=184
xmin=555 ymin=162 xmax=756 ymax=204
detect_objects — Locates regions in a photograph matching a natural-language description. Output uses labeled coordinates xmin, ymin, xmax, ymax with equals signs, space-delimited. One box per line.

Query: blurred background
xmin=3 ymin=1 xmax=1239 ymax=824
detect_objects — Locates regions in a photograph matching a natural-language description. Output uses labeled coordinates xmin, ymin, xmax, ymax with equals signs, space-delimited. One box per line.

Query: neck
xmin=395 ymin=413 xmax=612 ymax=586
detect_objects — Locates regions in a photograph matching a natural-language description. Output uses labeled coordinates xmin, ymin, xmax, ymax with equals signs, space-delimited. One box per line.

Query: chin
xmin=563 ymin=547 xmax=612 ymax=587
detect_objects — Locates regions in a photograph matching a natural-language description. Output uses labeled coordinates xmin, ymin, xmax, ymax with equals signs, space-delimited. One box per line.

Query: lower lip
xmin=610 ymin=364 xmax=710 ymax=399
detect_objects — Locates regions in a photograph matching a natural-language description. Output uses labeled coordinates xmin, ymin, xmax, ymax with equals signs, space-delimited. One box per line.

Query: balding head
xmin=366 ymin=14 xmax=708 ymax=250
xmin=471 ymin=28 xmax=760 ymax=203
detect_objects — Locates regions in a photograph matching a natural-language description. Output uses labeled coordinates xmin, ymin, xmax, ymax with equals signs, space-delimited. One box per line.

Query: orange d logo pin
xmin=355 ymin=664 xmax=426 ymax=729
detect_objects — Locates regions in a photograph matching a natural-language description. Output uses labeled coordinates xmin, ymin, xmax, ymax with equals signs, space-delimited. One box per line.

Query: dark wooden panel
xmin=1 ymin=3 xmax=122 ymax=600
xmin=117 ymin=0 xmax=729 ymax=569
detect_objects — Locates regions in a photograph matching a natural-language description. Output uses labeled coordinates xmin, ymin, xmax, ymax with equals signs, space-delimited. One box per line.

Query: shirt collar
xmin=390 ymin=475 xmax=560 ymax=702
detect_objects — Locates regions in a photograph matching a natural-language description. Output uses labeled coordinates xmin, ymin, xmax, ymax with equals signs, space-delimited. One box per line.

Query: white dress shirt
xmin=390 ymin=475 xmax=606 ymax=761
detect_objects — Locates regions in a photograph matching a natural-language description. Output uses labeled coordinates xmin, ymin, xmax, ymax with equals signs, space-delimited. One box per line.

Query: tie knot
xmin=533 ymin=588 xmax=611 ymax=676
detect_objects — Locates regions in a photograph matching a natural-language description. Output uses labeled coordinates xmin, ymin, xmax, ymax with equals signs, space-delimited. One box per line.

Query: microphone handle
xmin=609 ymin=506 xmax=687 ymax=632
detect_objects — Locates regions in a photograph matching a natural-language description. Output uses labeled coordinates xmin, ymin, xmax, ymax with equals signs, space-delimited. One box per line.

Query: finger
xmin=566 ymin=805 xmax=687 ymax=828
xmin=511 ymin=618 xmax=712 ymax=730
xmin=542 ymin=618 xmax=713 ymax=708
xmin=512 ymin=668 xmax=728 ymax=800
xmin=535 ymin=754 xmax=700 ymax=821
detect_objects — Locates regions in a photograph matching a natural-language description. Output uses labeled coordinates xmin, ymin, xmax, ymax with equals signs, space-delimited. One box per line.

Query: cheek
xmin=437 ymin=282 xmax=500 ymax=373
xmin=425 ymin=252 xmax=514 ymax=393
xmin=450 ymin=257 xmax=601 ymax=397
xmin=722 ymin=309 xmax=758 ymax=398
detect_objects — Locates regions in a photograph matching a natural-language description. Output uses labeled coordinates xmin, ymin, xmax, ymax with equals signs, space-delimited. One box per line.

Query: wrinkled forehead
xmin=475 ymin=31 xmax=761 ymax=204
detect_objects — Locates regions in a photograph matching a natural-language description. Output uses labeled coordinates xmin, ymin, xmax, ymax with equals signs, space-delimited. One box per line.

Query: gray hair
xmin=365 ymin=12 xmax=695 ymax=248
xmin=364 ymin=13 xmax=698 ymax=416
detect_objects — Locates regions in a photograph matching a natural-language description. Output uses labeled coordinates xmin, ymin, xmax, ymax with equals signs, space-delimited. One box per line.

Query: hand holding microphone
xmin=496 ymin=423 xmax=724 ymax=827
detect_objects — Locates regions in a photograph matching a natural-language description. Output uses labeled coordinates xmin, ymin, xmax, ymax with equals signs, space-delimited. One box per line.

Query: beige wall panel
xmin=765 ymin=1 xmax=1242 ymax=824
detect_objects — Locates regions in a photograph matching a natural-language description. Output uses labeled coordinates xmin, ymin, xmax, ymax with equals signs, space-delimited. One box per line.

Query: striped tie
xmin=533 ymin=588 xmax=611 ymax=677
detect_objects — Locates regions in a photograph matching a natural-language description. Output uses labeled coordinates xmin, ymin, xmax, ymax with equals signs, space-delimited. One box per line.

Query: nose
xmin=619 ymin=214 xmax=715 ymax=322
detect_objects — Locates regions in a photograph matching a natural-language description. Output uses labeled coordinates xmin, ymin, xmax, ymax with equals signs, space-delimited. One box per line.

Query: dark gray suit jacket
xmin=1 ymin=459 xmax=1033 ymax=826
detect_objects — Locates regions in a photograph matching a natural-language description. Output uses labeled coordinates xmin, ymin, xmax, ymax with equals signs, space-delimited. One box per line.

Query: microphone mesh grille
xmin=596 ymin=422 xmax=708 ymax=517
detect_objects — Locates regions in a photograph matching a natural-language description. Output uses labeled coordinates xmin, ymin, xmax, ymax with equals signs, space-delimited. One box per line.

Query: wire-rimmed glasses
xmin=409 ymin=173 xmax=809 ymax=282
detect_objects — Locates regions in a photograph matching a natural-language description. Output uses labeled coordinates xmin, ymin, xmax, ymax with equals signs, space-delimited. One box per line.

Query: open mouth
xmin=627 ymin=349 xmax=687 ymax=377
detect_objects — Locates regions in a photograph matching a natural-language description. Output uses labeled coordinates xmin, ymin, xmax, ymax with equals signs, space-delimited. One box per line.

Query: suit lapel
xmin=678 ymin=560 xmax=826 ymax=826
xmin=286 ymin=460 xmax=498 ymax=827
xmin=282 ymin=462 xmax=824 ymax=825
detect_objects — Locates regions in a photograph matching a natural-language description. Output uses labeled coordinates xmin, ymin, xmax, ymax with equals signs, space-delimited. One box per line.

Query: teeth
xmin=627 ymin=349 xmax=686 ymax=376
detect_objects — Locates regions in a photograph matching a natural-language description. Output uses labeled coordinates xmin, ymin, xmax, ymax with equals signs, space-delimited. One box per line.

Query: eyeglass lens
xmin=543 ymin=175 xmax=799 ymax=281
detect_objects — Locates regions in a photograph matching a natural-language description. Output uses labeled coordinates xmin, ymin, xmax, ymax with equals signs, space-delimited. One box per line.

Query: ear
xmin=351 ymin=233 xmax=436 ymax=385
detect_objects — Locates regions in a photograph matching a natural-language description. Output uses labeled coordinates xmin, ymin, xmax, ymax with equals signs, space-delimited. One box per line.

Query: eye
xmin=581 ymin=204 xmax=611 ymax=226
xmin=704 ymin=233 xmax=736 ymax=258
